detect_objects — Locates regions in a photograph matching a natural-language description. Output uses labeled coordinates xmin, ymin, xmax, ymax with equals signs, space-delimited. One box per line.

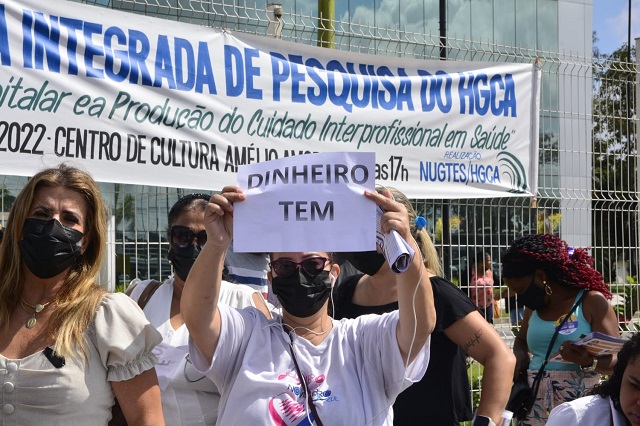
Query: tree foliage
xmin=113 ymin=184 xmax=136 ymax=232
xmin=592 ymin=33 xmax=638 ymax=279
xmin=593 ymin=40 xmax=636 ymax=196
xmin=0 ymin=185 xmax=16 ymax=213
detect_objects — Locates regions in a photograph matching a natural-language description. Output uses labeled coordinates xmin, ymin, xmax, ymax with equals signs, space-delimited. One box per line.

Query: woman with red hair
xmin=502 ymin=233 xmax=619 ymax=426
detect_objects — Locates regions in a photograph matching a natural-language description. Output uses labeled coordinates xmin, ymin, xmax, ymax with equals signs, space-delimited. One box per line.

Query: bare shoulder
xmin=581 ymin=290 xmax=617 ymax=326
xmin=582 ymin=290 xmax=611 ymax=311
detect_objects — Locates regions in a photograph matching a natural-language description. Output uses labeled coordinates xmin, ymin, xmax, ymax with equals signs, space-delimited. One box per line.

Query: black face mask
xmin=517 ymin=279 xmax=547 ymax=311
xmin=272 ymin=270 xmax=332 ymax=318
xmin=167 ymin=244 xmax=200 ymax=282
xmin=344 ymin=251 xmax=386 ymax=276
xmin=19 ymin=218 xmax=84 ymax=279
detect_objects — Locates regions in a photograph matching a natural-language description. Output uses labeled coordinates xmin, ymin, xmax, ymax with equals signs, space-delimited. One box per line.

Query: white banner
xmin=234 ymin=152 xmax=376 ymax=252
xmin=0 ymin=0 xmax=541 ymax=199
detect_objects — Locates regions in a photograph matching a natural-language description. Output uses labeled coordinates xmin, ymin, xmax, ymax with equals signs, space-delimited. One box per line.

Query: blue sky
xmin=593 ymin=0 xmax=640 ymax=54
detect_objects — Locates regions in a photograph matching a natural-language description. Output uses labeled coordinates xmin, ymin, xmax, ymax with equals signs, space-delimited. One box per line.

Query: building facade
xmin=1 ymin=0 xmax=627 ymax=288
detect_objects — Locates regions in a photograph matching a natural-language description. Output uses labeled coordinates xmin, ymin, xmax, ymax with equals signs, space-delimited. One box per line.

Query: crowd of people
xmin=0 ymin=163 xmax=630 ymax=426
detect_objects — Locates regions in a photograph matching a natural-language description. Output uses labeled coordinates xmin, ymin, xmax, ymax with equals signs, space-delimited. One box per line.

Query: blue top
xmin=527 ymin=290 xmax=591 ymax=371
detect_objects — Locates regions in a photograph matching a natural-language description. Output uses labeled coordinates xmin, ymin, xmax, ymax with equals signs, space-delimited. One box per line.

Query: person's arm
xmin=559 ymin=291 xmax=619 ymax=374
xmin=445 ymin=311 xmax=516 ymax=425
xmin=112 ymin=369 xmax=164 ymax=426
xmin=182 ymin=187 xmax=243 ymax=364
xmin=513 ymin=308 xmax=532 ymax=377
xmin=365 ymin=190 xmax=436 ymax=364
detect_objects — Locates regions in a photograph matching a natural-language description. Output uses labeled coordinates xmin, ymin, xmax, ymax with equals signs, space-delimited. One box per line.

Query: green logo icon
xmin=497 ymin=152 xmax=528 ymax=193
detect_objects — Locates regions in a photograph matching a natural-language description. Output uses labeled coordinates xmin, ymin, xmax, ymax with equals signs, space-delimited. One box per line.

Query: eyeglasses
xmin=270 ymin=257 xmax=329 ymax=278
xmin=170 ymin=225 xmax=207 ymax=249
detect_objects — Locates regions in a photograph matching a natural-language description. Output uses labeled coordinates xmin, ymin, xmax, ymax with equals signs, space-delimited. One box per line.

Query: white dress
xmin=0 ymin=293 xmax=161 ymax=426
xmin=546 ymin=395 xmax=627 ymax=426
xmin=130 ymin=277 xmax=262 ymax=426
xmin=189 ymin=304 xmax=431 ymax=426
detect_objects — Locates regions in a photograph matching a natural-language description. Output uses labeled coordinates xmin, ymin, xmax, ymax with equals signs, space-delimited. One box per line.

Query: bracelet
xmin=472 ymin=415 xmax=497 ymax=426
xmin=580 ymin=356 xmax=598 ymax=372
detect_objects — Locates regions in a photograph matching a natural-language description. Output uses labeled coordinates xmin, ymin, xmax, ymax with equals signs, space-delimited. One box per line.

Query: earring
xmin=544 ymin=280 xmax=552 ymax=295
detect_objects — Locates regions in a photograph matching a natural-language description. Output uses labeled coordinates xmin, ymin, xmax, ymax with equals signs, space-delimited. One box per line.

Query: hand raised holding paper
xmin=182 ymin=152 xmax=436 ymax=425
xmin=365 ymin=188 xmax=411 ymax=242
xmin=366 ymin=187 xmax=416 ymax=273
xmin=204 ymin=186 xmax=245 ymax=250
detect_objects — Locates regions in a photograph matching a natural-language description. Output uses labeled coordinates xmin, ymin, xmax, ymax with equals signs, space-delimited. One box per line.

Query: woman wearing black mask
xmin=333 ymin=187 xmax=515 ymax=426
xmin=181 ymin=185 xmax=436 ymax=425
xmin=0 ymin=164 xmax=164 ymax=425
xmin=127 ymin=193 xmax=270 ymax=426
xmin=502 ymin=233 xmax=619 ymax=426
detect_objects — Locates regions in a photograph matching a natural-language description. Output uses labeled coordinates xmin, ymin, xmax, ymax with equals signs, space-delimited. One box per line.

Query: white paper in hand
xmin=233 ymin=152 xmax=376 ymax=253
xmin=376 ymin=206 xmax=415 ymax=273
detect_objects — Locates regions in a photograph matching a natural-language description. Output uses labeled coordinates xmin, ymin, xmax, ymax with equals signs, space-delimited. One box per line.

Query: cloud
xmin=602 ymin=3 xmax=640 ymax=50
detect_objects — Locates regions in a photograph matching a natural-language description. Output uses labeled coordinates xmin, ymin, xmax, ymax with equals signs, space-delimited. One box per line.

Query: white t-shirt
xmin=189 ymin=304 xmax=431 ymax=426
xmin=546 ymin=395 xmax=626 ymax=426
xmin=130 ymin=277 xmax=260 ymax=426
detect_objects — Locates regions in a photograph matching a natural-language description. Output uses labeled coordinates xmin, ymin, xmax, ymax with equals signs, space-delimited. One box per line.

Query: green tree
xmin=592 ymin=36 xmax=637 ymax=281
xmin=0 ymin=185 xmax=16 ymax=213
xmin=113 ymin=184 xmax=136 ymax=232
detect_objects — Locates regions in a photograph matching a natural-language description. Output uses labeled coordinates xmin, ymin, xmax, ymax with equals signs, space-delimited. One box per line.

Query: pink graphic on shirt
xmin=268 ymin=393 xmax=315 ymax=426
xmin=268 ymin=372 xmax=332 ymax=425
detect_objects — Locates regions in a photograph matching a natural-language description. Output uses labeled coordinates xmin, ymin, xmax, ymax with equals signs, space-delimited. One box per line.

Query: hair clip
xmin=415 ymin=216 xmax=426 ymax=230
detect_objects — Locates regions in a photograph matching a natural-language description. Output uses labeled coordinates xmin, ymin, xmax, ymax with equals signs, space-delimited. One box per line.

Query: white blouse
xmin=130 ymin=277 xmax=261 ymax=426
xmin=547 ymin=395 xmax=627 ymax=426
xmin=0 ymin=293 xmax=161 ymax=426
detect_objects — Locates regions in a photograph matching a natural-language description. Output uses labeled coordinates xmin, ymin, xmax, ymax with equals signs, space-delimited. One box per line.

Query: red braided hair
xmin=502 ymin=234 xmax=612 ymax=299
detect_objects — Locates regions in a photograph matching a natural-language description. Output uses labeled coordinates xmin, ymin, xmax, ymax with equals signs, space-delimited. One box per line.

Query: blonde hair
xmin=377 ymin=186 xmax=442 ymax=276
xmin=0 ymin=164 xmax=107 ymax=359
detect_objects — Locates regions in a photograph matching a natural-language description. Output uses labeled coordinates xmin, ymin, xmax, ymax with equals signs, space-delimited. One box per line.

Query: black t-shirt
xmin=333 ymin=274 xmax=398 ymax=318
xmin=333 ymin=274 xmax=478 ymax=425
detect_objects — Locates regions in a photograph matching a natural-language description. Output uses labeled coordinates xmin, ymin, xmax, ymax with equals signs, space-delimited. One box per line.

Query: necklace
xmin=19 ymin=297 xmax=54 ymax=329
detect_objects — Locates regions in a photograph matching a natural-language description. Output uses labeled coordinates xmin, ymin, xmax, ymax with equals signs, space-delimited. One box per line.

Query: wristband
xmin=580 ymin=356 xmax=598 ymax=372
xmin=472 ymin=415 xmax=496 ymax=426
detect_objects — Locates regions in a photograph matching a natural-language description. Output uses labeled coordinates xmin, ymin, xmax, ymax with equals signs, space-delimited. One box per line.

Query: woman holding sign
xmin=502 ymin=234 xmax=619 ymax=426
xmin=182 ymin=185 xmax=436 ymax=425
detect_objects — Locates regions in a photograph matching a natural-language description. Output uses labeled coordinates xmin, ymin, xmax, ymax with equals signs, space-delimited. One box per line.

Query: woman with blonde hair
xmin=333 ymin=186 xmax=515 ymax=426
xmin=0 ymin=164 xmax=163 ymax=425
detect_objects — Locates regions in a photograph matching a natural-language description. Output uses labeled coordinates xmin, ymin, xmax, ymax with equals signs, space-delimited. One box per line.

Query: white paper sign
xmin=233 ymin=152 xmax=376 ymax=252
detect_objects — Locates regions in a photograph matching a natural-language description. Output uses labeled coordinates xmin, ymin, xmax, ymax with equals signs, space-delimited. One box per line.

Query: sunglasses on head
xmin=170 ymin=225 xmax=207 ymax=249
xmin=270 ymin=257 xmax=329 ymax=278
